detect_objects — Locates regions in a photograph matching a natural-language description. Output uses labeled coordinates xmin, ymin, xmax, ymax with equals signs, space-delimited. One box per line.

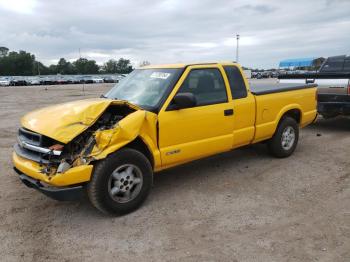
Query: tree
xmin=35 ymin=62 xmax=51 ymax=75
xmin=139 ymin=60 xmax=151 ymax=67
xmin=0 ymin=50 xmax=36 ymax=76
xmin=0 ymin=47 xmax=9 ymax=57
xmin=102 ymin=59 xmax=118 ymax=73
xmin=48 ymin=64 xmax=58 ymax=74
xmin=101 ymin=58 xmax=133 ymax=74
xmin=0 ymin=47 xmax=134 ymax=76
xmin=116 ymin=58 xmax=133 ymax=74
xmin=73 ymin=58 xmax=99 ymax=74
xmin=56 ymin=58 xmax=76 ymax=74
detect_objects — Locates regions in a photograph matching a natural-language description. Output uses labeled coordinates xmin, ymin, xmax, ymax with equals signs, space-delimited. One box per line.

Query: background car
xmin=92 ymin=76 xmax=104 ymax=83
xmin=0 ymin=77 xmax=11 ymax=86
xmin=103 ymin=75 xmax=117 ymax=83
xmin=27 ymin=76 xmax=41 ymax=86
xmin=10 ymin=77 xmax=27 ymax=86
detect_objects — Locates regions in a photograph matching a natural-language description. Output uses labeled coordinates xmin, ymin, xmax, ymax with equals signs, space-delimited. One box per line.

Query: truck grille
xmin=15 ymin=128 xmax=62 ymax=164
xmin=18 ymin=127 xmax=42 ymax=146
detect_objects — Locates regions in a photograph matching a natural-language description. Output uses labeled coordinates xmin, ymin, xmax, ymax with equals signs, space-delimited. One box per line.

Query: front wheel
xmin=268 ymin=117 xmax=299 ymax=158
xmin=87 ymin=148 xmax=153 ymax=215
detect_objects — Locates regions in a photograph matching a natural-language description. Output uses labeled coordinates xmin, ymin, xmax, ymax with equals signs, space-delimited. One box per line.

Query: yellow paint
xmin=14 ymin=62 xmax=317 ymax=188
xmin=89 ymin=110 xmax=160 ymax=170
xmin=21 ymin=98 xmax=140 ymax=144
xmin=13 ymin=152 xmax=93 ymax=186
xmin=253 ymin=88 xmax=317 ymax=142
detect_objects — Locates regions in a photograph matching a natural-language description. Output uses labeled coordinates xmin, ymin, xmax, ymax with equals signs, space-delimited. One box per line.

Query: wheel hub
xmin=108 ymin=164 xmax=143 ymax=203
xmin=281 ymin=126 xmax=295 ymax=150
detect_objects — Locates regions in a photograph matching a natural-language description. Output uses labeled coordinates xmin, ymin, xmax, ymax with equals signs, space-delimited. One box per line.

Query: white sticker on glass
xmin=150 ymin=72 xmax=171 ymax=79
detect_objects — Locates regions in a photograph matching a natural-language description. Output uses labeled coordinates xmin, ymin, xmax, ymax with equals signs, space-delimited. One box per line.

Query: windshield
xmin=105 ymin=68 xmax=182 ymax=109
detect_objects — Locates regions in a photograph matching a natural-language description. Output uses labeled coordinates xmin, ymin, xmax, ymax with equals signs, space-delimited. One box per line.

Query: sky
xmin=0 ymin=0 xmax=349 ymax=68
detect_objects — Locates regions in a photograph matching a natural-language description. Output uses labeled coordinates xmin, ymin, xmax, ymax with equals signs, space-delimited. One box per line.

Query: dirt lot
xmin=0 ymin=83 xmax=349 ymax=262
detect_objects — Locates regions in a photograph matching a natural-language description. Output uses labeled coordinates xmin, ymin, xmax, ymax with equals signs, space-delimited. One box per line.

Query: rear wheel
xmin=268 ymin=117 xmax=299 ymax=158
xmin=87 ymin=148 xmax=153 ymax=215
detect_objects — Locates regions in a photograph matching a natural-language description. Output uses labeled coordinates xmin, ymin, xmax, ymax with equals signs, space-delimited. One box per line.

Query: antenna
xmin=236 ymin=34 xmax=240 ymax=63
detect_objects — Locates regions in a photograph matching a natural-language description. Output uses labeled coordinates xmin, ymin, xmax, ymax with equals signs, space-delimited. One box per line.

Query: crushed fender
xmin=89 ymin=110 xmax=151 ymax=160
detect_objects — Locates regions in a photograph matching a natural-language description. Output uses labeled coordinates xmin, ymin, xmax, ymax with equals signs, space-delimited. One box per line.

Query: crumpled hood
xmin=21 ymin=98 xmax=140 ymax=144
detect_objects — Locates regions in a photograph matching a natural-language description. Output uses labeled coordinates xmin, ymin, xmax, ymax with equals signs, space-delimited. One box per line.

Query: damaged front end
xmin=13 ymin=99 xmax=158 ymax=194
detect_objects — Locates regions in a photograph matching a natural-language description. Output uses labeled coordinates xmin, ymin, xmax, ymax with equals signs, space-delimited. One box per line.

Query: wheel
xmin=268 ymin=117 xmax=299 ymax=158
xmin=87 ymin=148 xmax=153 ymax=215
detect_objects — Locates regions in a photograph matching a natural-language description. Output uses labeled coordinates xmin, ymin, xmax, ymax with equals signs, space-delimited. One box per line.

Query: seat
xmin=197 ymin=75 xmax=215 ymax=93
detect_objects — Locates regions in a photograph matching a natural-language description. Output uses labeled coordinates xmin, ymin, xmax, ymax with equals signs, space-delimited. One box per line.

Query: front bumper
xmin=12 ymin=152 xmax=94 ymax=201
xmin=14 ymin=168 xmax=84 ymax=201
xmin=12 ymin=152 xmax=93 ymax=186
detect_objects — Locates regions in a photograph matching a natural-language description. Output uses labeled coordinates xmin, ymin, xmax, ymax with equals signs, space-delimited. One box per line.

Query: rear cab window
xmin=343 ymin=59 xmax=350 ymax=72
xmin=320 ymin=58 xmax=345 ymax=72
xmin=223 ymin=66 xmax=247 ymax=99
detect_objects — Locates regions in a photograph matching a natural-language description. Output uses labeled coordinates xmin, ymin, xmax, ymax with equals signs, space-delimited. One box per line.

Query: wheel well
xmin=282 ymin=109 xmax=301 ymax=124
xmin=125 ymin=137 xmax=154 ymax=168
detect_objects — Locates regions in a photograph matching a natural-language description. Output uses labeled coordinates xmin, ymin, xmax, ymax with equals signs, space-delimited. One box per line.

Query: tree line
xmin=0 ymin=47 xmax=135 ymax=76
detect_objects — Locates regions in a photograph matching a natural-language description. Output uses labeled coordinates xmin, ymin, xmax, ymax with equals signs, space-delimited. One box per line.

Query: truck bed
xmin=249 ymin=82 xmax=317 ymax=95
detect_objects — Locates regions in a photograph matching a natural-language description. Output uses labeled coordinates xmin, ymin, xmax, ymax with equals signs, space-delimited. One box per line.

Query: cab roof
xmin=141 ymin=62 xmax=239 ymax=69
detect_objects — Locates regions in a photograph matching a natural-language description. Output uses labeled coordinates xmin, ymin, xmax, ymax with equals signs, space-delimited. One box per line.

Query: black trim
xmin=251 ymin=84 xmax=317 ymax=96
xmin=224 ymin=109 xmax=234 ymax=116
xmin=14 ymin=168 xmax=84 ymax=201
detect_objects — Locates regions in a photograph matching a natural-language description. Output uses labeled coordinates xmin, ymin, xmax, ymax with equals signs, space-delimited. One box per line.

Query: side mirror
xmin=170 ymin=92 xmax=197 ymax=110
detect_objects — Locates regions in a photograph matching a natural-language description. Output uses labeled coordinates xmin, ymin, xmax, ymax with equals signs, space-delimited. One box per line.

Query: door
xmin=223 ymin=65 xmax=256 ymax=148
xmin=158 ymin=65 xmax=234 ymax=168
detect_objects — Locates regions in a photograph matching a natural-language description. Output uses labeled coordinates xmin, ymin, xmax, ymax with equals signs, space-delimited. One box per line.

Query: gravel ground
xmin=0 ymin=83 xmax=349 ymax=262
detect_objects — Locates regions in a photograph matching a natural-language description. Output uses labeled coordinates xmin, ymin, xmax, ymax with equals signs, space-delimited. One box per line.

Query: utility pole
xmin=79 ymin=48 xmax=85 ymax=95
xmin=37 ymin=61 xmax=40 ymax=76
xmin=236 ymin=34 xmax=240 ymax=63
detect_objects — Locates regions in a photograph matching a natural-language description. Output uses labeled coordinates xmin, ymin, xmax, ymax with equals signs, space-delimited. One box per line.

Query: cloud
xmin=0 ymin=0 xmax=349 ymax=68
xmin=0 ymin=0 xmax=37 ymax=14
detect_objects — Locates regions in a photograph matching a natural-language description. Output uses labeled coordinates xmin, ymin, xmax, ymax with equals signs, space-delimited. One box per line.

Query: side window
xmin=178 ymin=68 xmax=228 ymax=106
xmin=321 ymin=60 xmax=345 ymax=72
xmin=343 ymin=59 xmax=350 ymax=72
xmin=224 ymin=66 xmax=247 ymax=99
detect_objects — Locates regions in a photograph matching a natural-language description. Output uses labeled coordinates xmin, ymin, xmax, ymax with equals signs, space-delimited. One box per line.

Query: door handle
xmin=224 ymin=109 xmax=234 ymax=116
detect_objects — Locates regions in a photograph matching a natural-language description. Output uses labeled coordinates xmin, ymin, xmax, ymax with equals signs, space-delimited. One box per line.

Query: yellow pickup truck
xmin=13 ymin=62 xmax=317 ymax=214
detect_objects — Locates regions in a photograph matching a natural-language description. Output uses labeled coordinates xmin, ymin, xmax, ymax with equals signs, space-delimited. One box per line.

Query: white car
xmin=27 ymin=77 xmax=41 ymax=86
xmin=0 ymin=77 xmax=11 ymax=86
xmin=92 ymin=77 xmax=104 ymax=83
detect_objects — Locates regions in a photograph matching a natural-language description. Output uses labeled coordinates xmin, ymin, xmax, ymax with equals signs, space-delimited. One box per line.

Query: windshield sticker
xmin=150 ymin=72 xmax=171 ymax=79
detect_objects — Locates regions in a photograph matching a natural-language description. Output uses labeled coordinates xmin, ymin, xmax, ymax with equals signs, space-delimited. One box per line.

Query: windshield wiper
xmin=100 ymin=94 xmax=107 ymax=98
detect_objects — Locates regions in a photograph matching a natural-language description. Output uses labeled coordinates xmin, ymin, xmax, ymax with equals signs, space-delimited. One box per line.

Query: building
xmin=279 ymin=57 xmax=325 ymax=71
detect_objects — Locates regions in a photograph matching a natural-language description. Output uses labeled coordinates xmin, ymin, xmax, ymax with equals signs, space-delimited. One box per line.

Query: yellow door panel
xmin=158 ymin=65 xmax=235 ymax=167
xmin=159 ymin=103 xmax=234 ymax=167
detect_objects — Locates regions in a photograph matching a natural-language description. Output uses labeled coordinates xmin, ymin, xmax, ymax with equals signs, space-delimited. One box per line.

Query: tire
xmin=87 ymin=148 xmax=153 ymax=215
xmin=268 ymin=117 xmax=299 ymax=158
